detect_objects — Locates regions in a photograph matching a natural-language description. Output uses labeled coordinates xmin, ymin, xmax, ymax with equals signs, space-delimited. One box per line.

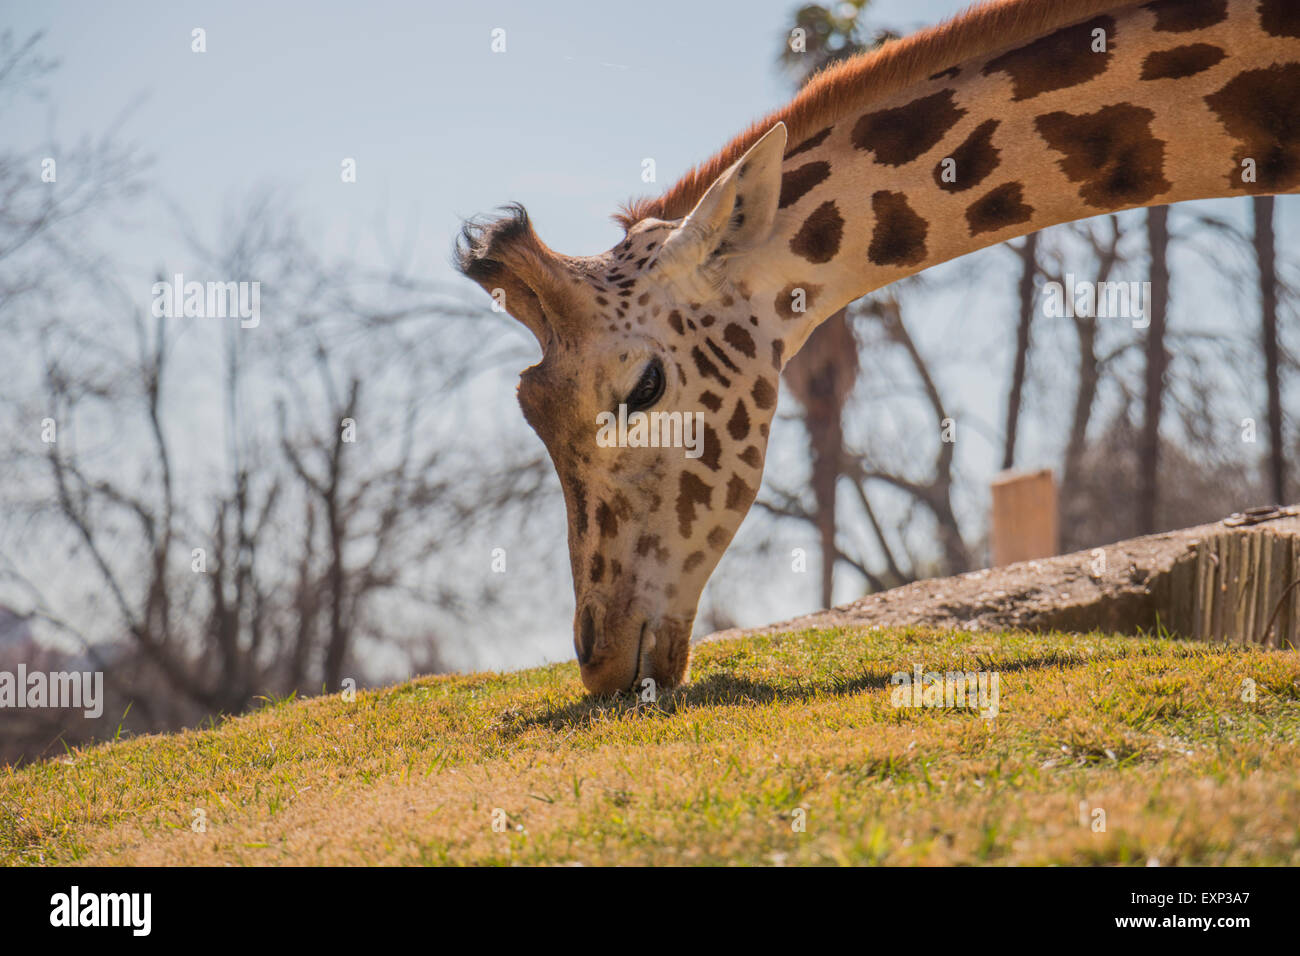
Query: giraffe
xmin=457 ymin=0 xmax=1300 ymax=695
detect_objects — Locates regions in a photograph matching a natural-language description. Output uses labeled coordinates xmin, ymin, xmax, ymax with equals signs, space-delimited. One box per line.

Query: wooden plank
xmin=1259 ymin=532 xmax=1278 ymax=647
xmin=1241 ymin=532 xmax=1259 ymax=644
xmin=1168 ymin=552 xmax=1195 ymax=637
xmin=1289 ymin=538 xmax=1300 ymax=649
xmin=1194 ymin=541 xmax=1212 ymax=642
xmin=1211 ymin=534 xmax=1227 ymax=642
xmin=1279 ymin=536 xmax=1300 ymax=650
xmin=1259 ymin=533 xmax=1285 ymax=647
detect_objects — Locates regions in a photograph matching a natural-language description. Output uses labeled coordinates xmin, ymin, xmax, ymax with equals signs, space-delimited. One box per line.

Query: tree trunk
xmin=1255 ymin=196 xmax=1284 ymax=504
xmin=1137 ymin=206 xmax=1170 ymax=535
xmin=782 ymin=309 xmax=858 ymax=608
xmin=1002 ymin=232 xmax=1038 ymax=470
xmin=1060 ymin=217 xmax=1122 ymax=551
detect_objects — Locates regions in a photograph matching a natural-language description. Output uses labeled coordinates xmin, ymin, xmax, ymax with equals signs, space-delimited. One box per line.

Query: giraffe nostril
xmin=576 ymin=604 xmax=597 ymax=665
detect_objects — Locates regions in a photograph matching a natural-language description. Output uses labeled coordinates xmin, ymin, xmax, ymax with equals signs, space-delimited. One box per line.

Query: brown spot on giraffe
xmin=676 ymin=471 xmax=712 ymax=539
xmin=778 ymin=161 xmax=831 ymax=208
xmin=774 ymin=282 xmax=821 ymax=320
xmin=789 ymin=200 xmax=845 ymax=263
xmin=929 ymin=66 xmax=960 ymax=80
xmin=699 ymin=425 xmax=722 ymax=471
xmin=1204 ymin=63 xmax=1300 ymax=192
xmin=934 ymin=119 xmax=1001 ymax=193
xmin=965 ymin=181 xmax=1035 ymax=235
xmin=1035 ymin=103 xmax=1172 ymax=208
xmin=770 ymin=341 xmax=784 ymax=371
xmin=982 ymin=16 xmax=1116 ymax=101
xmin=1259 ymin=0 xmax=1300 ymax=37
xmin=739 ymin=445 xmax=762 ymax=469
xmin=752 ymin=376 xmax=777 ymax=410
xmin=704 ymin=337 xmax=741 ymax=373
xmin=568 ymin=478 xmax=589 ymax=536
xmin=727 ymin=399 xmax=751 ymax=440
xmin=851 ymin=89 xmax=967 ymax=166
xmin=722 ymin=322 xmax=756 ymax=359
xmin=724 ymin=474 xmax=756 ymax=512
xmin=668 ymin=310 xmax=684 ymax=334
xmin=868 ymin=190 xmax=928 ymax=266
xmin=699 ymin=390 xmax=723 ymax=413
xmin=595 ymin=499 xmax=620 ymax=539
xmin=683 ymin=551 xmax=706 ymax=573
xmin=589 ymin=553 xmax=604 ymax=584
xmin=635 ymin=534 xmax=669 ymax=563
xmin=691 ymin=345 xmax=731 ymax=387
xmin=707 ymin=526 xmax=730 ymax=550
xmin=784 ymin=125 xmax=833 ymax=158
xmin=1140 ymin=43 xmax=1226 ymax=80
xmin=1143 ymin=0 xmax=1228 ymax=32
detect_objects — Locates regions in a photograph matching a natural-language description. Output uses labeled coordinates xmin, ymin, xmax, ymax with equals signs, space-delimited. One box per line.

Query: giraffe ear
xmin=656 ymin=122 xmax=787 ymax=277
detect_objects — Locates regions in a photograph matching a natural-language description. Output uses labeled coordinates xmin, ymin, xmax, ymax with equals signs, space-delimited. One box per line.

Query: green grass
xmin=2 ymin=626 xmax=1299 ymax=865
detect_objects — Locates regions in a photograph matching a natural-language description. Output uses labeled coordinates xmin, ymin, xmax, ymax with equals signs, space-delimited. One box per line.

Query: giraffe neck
xmin=746 ymin=0 xmax=1298 ymax=358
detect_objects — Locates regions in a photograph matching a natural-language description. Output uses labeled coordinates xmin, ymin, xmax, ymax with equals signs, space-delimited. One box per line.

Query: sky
xmin=5 ymin=0 xmax=974 ymax=272
xmin=3 ymin=0 xmax=1295 ymax=676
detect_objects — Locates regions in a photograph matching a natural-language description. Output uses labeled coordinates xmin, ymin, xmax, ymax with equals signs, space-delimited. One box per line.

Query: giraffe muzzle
xmin=574 ymin=602 xmax=691 ymax=696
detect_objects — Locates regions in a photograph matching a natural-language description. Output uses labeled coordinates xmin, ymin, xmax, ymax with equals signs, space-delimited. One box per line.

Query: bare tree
xmin=781 ymin=313 xmax=857 ymax=607
xmin=1039 ymin=216 xmax=1132 ymax=550
xmin=1001 ymin=233 xmax=1039 ymax=469
xmin=763 ymin=288 xmax=972 ymax=588
xmin=1137 ymin=206 xmax=1171 ymax=534
xmin=0 ymin=175 xmax=554 ymax=757
xmin=1255 ymin=196 xmax=1285 ymax=503
xmin=848 ymin=295 xmax=970 ymax=576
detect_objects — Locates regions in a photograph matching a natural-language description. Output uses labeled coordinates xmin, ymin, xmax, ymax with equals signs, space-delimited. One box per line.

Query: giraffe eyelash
xmin=621 ymin=358 xmax=666 ymax=413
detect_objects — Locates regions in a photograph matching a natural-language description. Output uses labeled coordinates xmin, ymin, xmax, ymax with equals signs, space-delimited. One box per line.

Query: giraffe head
xmin=457 ymin=124 xmax=798 ymax=695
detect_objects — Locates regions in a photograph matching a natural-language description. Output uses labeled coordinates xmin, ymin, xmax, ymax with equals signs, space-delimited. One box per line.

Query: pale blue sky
xmin=6 ymin=0 xmax=971 ymax=272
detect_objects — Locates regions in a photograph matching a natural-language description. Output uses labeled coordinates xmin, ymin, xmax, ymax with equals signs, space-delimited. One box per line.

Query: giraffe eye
xmin=624 ymin=358 xmax=665 ymax=412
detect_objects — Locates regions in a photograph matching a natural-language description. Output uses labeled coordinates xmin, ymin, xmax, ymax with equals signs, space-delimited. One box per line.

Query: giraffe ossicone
xmin=457 ymin=0 xmax=1300 ymax=695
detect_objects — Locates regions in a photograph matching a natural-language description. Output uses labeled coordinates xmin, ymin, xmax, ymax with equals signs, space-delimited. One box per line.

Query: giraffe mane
xmin=614 ymin=0 xmax=1134 ymax=229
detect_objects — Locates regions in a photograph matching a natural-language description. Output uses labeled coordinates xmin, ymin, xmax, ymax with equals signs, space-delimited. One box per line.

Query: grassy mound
xmin=3 ymin=627 xmax=1298 ymax=865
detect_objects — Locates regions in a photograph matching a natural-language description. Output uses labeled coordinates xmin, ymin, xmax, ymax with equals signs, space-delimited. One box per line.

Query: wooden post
xmin=991 ymin=469 xmax=1059 ymax=567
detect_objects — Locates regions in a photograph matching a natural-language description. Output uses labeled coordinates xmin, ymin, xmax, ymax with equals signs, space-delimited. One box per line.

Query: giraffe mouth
xmin=631 ymin=620 xmax=656 ymax=692
xmin=575 ymin=605 xmax=688 ymax=696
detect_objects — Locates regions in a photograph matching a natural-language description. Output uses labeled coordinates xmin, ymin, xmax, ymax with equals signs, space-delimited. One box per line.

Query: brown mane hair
xmin=615 ymin=0 xmax=1134 ymax=229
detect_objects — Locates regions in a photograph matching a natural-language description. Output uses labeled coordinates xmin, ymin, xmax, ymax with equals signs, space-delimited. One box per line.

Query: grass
xmin=2 ymin=626 xmax=1299 ymax=865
